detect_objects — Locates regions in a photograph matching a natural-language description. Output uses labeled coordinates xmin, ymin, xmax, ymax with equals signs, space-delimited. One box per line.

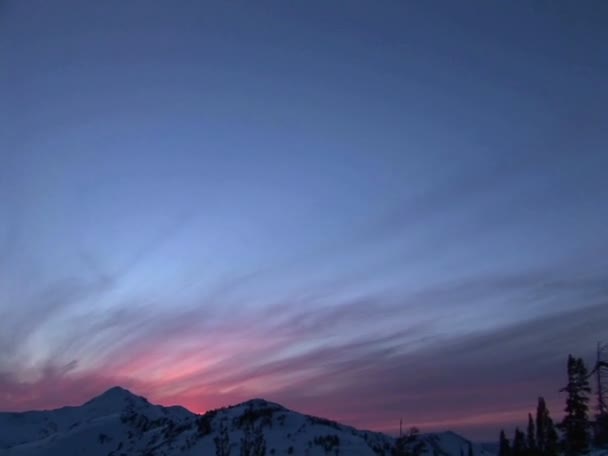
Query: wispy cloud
xmin=1 ymin=258 xmax=605 ymax=439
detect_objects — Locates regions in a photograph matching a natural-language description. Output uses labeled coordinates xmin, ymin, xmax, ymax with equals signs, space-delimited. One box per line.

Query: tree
xmin=393 ymin=427 xmax=425 ymax=456
xmin=545 ymin=415 xmax=559 ymax=456
xmin=214 ymin=419 xmax=232 ymax=456
xmin=240 ymin=422 xmax=266 ymax=456
xmin=536 ymin=398 xmax=547 ymax=453
xmin=513 ymin=428 xmax=527 ymax=456
xmin=499 ymin=429 xmax=511 ymax=456
xmin=526 ymin=397 xmax=559 ymax=456
xmin=594 ymin=413 xmax=608 ymax=448
xmin=527 ymin=413 xmax=537 ymax=455
xmin=468 ymin=441 xmax=474 ymax=456
xmin=592 ymin=343 xmax=608 ymax=447
xmin=560 ymin=355 xmax=591 ymax=456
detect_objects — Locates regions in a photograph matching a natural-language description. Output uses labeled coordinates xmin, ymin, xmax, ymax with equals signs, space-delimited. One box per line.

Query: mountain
xmin=0 ymin=387 xmax=494 ymax=456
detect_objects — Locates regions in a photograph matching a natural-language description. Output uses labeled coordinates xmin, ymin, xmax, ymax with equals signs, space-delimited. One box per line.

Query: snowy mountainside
xmin=0 ymin=387 xmax=493 ymax=456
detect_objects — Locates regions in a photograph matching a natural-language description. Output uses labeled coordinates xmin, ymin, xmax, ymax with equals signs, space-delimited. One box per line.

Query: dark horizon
xmin=1 ymin=0 xmax=607 ymax=441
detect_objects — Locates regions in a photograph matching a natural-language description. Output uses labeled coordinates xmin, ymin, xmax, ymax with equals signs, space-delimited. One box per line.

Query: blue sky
xmin=1 ymin=0 xmax=607 ymax=440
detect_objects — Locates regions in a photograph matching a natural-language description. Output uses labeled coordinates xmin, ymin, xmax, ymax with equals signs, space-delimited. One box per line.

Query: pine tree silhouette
xmin=392 ymin=427 xmax=424 ymax=456
xmin=499 ymin=429 xmax=511 ymax=456
xmin=513 ymin=428 xmax=527 ymax=456
xmin=214 ymin=419 xmax=232 ymax=456
xmin=240 ymin=421 xmax=266 ymax=456
xmin=536 ymin=398 xmax=548 ymax=454
xmin=545 ymin=417 xmax=559 ymax=456
xmin=560 ymin=355 xmax=591 ymax=456
xmin=594 ymin=413 xmax=608 ymax=448
xmin=527 ymin=413 xmax=537 ymax=456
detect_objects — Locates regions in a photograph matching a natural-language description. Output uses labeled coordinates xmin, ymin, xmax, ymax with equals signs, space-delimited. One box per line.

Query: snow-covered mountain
xmin=0 ymin=387 xmax=493 ymax=456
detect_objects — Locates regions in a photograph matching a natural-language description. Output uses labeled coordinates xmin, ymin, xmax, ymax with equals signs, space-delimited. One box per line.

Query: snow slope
xmin=0 ymin=387 xmax=493 ymax=456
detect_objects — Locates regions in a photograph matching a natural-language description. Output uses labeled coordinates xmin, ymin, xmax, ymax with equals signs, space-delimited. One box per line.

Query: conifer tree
xmin=513 ymin=428 xmax=527 ymax=456
xmin=527 ymin=413 xmax=537 ymax=455
xmin=240 ymin=422 xmax=266 ymax=456
xmin=393 ymin=427 xmax=424 ymax=456
xmin=534 ymin=396 xmax=559 ymax=456
xmin=545 ymin=418 xmax=559 ymax=456
xmin=560 ymin=355 xmax=591 ymax=456
xmin=499 ymin=430 xmax=511 ymax=456
xmin=214 ymin=419 xmax=232 ymax=456
xmin=536 ymin=398 xmax=548 ymax=453
xmin=594 ymin=413 xmax=608 ymax=448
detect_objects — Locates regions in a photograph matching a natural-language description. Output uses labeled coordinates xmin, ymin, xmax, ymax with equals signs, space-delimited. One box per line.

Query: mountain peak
xmin=83 ymin=386 xmax=147 ymax=408
xmin=0 ymin=388 xmax=490 ymax=456
xmin=100 ymin=386 xmax=133 ymax=396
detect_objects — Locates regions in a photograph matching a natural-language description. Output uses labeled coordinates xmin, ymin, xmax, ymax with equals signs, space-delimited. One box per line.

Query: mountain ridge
xmin=0 ymin=386 xmax=493 ymax=456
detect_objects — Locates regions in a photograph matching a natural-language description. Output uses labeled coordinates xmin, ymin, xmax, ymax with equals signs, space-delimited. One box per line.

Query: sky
xmin=1 ymin=0 xmax=607 ymax=441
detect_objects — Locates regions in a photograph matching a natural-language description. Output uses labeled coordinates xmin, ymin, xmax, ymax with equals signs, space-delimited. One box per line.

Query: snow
xmin=0 ymin=387 xmax=493 ymax=456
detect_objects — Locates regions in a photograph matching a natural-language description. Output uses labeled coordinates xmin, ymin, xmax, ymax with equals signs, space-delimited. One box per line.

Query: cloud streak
xmin=1 ymin=256 xmax=606 ymax=439
xmin=1 ymin=0 xmax=607 ymax=442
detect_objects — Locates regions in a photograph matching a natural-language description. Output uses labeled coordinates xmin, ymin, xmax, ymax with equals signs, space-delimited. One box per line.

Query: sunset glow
xmin=1 ymin=0 xmax=607 ymax=442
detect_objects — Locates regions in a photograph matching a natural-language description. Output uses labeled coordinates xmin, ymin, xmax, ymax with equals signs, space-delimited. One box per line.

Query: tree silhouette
xmin=240 ymin=422 xmax=266 ymax=456
xmin=214 ymin=419 xmax=231 ymax=456
xmin=393 ymin=427 xmax=424 ymax=456
xmin=594 ymin=413 xmax=608 ymax=448
xmin=560 ymin=355 xmax=591 ymax=456
xmin=535 ymin=398 xmax=548 ymax=454
xmin=527 ymin=413 xmax=537 ymax=456
xmin=513 ymin=428 xmax=527 ymax=456
xmin=499 ymin=430 xmax=511 ymax=456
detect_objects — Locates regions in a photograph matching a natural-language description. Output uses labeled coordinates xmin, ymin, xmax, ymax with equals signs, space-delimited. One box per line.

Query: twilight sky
xmin=1 ymin=0 xmax=607 ymax=441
